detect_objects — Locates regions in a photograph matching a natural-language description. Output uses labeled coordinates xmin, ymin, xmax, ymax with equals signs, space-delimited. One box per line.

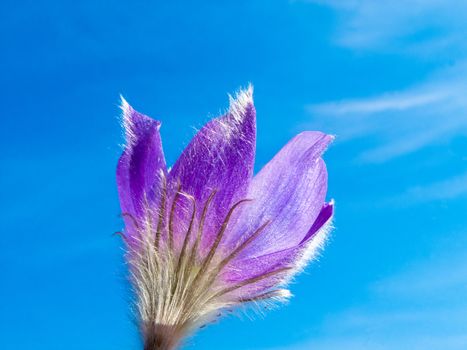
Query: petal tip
xmin=228 ymin=84 xmax=255 ymax=122
xmin=119 ymin=97 xmax=161 ymax=147
xmin=323 ymin=200 xmax=335 ymax=221
xmin=237 ymin=83 xmax=254 ymax=101
xmin=119 ymin=94 xmax=129 ymax=109
xmin=292 ymin=131 xmax=334 ymax=160
xmin=119 ymin=95 xmax=135 ymax=122
xmin=321 ymin=134 xmax=334 ymax=156
xmin=119 ymin=96 xmax=135 ymax=141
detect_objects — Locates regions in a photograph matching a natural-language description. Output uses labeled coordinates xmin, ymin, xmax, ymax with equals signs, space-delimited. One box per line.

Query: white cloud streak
xmin=301 ymin=1 xmax=467 ymax=163
xmin=306 ymin=0 xmax=467 ymax=54
xmin=385 ymin=171 xmax=467 ymax=206
xmin=306 ymin=63 xmax=467 ymax=163
xmin=311 ymin=90 xmax=449 ymax=115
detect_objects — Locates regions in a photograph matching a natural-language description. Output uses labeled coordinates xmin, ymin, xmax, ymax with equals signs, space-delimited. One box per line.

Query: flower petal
xmin=222 ymin=203 xmax=333 ymax=298
xmin=301 ymin=201 xmax=334 ymax=244
xmin=116 ymin=98 xmax=167 ymax=241
xmin=168 ymin=87 xmax=256 ymax=252
xmin=225 ymin=131 xmax=333 ymax=258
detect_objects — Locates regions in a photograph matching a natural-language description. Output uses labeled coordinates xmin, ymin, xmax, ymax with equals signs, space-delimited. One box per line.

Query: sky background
xmin=1 ymin=1 xmax=467 ymax=349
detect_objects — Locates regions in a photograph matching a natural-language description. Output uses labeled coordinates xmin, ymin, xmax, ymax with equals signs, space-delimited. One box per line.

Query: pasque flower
xmin=116 ymin=86 xmax=334 ymax=350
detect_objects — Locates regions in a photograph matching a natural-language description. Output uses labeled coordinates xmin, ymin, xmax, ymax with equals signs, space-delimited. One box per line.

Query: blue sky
xmin=1 ymin=1 xmax=466 ymax=349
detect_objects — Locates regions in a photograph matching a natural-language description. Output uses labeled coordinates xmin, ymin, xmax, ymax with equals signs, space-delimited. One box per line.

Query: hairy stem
xmin=143 ymin=322 xmax=185 ymax=350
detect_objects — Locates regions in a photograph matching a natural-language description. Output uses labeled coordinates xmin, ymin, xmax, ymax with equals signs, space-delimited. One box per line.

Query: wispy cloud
xmin=306 ymin=0 xmax=467 ymax=55
xmin=301 ymin=1 xmax=467 ymax=163
xmin=372 ymin=249 xmax=467 ymax=298
xmin=311 ymin=90 xmax=448 ymax=115
xmin=385 ymin=171 xmax=467 ymax=206
xmin=306 ymin=63 xmax=467 ymax=163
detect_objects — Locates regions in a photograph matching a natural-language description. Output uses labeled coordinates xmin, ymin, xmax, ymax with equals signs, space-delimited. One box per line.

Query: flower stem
xmin=143 ymin=323 xmax=184 ymax=350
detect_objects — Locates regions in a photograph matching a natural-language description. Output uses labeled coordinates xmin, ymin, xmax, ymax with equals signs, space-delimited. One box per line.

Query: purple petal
xmin=116 ymin=98 xmax=167 ymax=243
xmin=301 ymin=201 xmax=334 ymax=244
xmin=222 ymin=202 xmax=333 ymax=297
xmin=220 ymin=243 xmax=305 ymax=299
xmin=225 ymin=132 xmax=333 ymax=258
xmin=168 ymin=87 xmax=256 ymax=252
xmin=222 ymin=246 xmax=297 ymax=281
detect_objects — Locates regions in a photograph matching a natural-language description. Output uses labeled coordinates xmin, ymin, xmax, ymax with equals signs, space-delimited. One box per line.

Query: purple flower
xmin=116 ymin=86 xmax=334 ymax=350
